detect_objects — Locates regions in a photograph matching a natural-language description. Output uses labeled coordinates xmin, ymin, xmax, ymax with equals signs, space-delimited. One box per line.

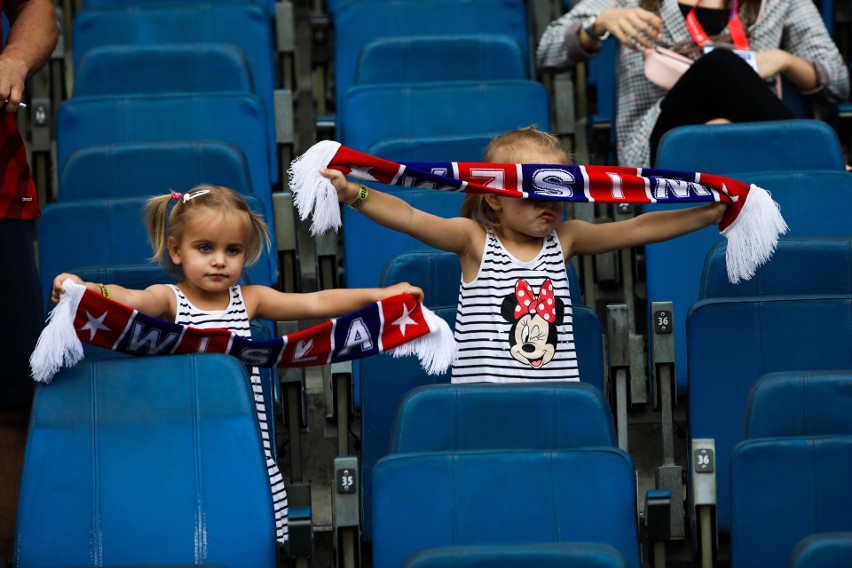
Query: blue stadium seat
xmin=789 ymin=532 xmax=852 ymax=568
xmin=331 ymin=0 xmax=530 ymax=108
xmin=699 ymin=237 xmax=852 ymax=299
xmin=730 ymin=436 xmax=852 ymax=568
xmin=358 ymin=250 xmax=606 ymax=541
xmin=338 ymin=80 xmax=550 ymax=151
xmin=73 ymin=44 xmax=254 ymax=98
xmin=81 ymin=0 xmax=276 ymax=16
xmin=71 ymin=4 xmax=277 ymax=181
xmin=742 ymin=370 xmax=852 ymax=439
xmin=60 ymin=141 xmax=255 ymax=201
xmin=390 ymin=382 xmax=617 ymax=453
xmin=56 ymin=93 xmax=274 ymax=213
xmin=402 ymin=543 xmax=630 ymax=568
xmin=38 ymin=195 xmax=278 ymax=308
xmin=355 ymin=35 xmax=529 ymax=85
xmin=14 ymin=354 xmax=276 ymax=567
xmin=368 ymin=134 xmax=497 ymax=163
xmin=686 ymin=295 xmax=852 ymax=534
xmin=644 ymin=170 xmax=852 ymax=393
xmin=372 ymin=449 xmax=641 ymax=568
xmin=654 ymin=120 xmax=846 ymax=172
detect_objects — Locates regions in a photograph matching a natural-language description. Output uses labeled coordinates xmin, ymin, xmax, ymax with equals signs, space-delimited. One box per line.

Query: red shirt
xmin=0 ymin=3 xmax=39 ymax=220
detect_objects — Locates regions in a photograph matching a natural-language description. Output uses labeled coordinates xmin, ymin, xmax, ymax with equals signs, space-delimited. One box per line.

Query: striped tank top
xmin=452 ymin=230 xmax=580 ymax=383
xmin=169 ymin=284 xmax=289 ymax=544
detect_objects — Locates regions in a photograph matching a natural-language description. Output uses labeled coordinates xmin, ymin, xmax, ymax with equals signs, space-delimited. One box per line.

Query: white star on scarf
xmin=348 ymin=165 xmax=379 ymax=182
xmin=392 ymin=303 xmax=418 ymax=336
xmin=80 ymin=311 xmax=110 ymax=340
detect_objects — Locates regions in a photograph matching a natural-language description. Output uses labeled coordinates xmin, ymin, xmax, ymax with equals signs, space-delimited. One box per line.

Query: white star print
xmin=392 ymin=303 xmax=419 ymax=337
xmin=79 ymin=311 xmax=110 ymax=340
xmin=348 ymin=165 xmax=379 ymax=182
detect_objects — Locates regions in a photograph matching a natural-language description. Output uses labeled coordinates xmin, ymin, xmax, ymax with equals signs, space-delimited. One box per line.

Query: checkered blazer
xmin=536 ymin=0 xmax=850 ymax=167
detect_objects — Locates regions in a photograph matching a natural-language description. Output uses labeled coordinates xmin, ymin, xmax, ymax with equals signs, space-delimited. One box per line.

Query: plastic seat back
xmin=14 ymin=354 xmax=276 ymax=567
xmin=38 ymin=195 xmax=278 ymax=307
xmin=789 ymin=532 xmax=852 ymax=568
xmin=700 ymin=237 xmax=852 ymax=299
xmin=56 ymin=93 xmax=273 ymax=207
xmin=332 ymin=0 xmax=530 ymax=106
xmin=742 ymin=370 xmax=852 ymax=439
xmin=402 ymin=543 xmax=629 ymax=567
xmin=60 ymin=141 xmax=254 ymax=201
xmin=339 ymin=80 xmax=550 ymax=151
xmin=372 ymin=449 xmax=640 ymax=568
xmin=391 ymin=382 xmax=616 ymax=453
xmin=74 ymin=44 xmax=253 ymax=97
xmin=687 ymin=295 xmax=852 ymax=534
xmin=654 ymin=120 xmax=846 ymax=172
xmin=355 ymin=34 xmax=528 ymax=85
xmin=72 ymin=4 xmax=275 ymax=165
xmin=644 ymin=170 xmax=852 ymax=393
xmin=730 ymin=436 xmax=852 ymax=568
xmin=368 ymin=133 xmax=497 ymax=163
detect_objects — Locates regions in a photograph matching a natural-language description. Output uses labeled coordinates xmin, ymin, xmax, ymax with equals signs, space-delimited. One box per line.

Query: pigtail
xmin=144 ymin=193 xmax=175 ymax=271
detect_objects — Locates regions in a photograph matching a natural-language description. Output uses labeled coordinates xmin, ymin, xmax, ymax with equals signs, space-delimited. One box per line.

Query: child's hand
xmin=51 ymin=273 xmax=84 ymax=304
xmin=381 ymin=281 xmax=425 ymax=304
xmin=321 ymin=167 xmax=360 ymax=205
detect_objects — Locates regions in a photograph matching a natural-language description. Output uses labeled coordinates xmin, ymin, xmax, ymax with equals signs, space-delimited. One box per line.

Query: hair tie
xmin=170 ymin=191 xmax=182 ymax=201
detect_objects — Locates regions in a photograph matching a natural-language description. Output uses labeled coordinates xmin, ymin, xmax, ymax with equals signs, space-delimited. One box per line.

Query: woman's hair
xmin=639 ymin=0 xmax=761 ymax=26
xmin=145 ymin=184 xmax=271 ymax=275
xmin=460 ymin=126 xmax=571 ymax=228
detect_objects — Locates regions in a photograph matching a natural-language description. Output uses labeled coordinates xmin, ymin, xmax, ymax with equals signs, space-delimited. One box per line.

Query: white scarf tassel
xmin=721 ymin=184 xmax=789 ymax=284
xmin=29 ymin=279 xmax=87 ymax=384
xmin=389 ymin=306 xmax=456 ymax=376
xmin=287 ymin=139 xmax=343 ymax=235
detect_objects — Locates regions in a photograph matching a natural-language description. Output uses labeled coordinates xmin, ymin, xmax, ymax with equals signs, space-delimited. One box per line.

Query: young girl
xmin=51 ymin=184 xmax=423 ymax=545
xmin=322 ymin=126 xmax=727 ymax=383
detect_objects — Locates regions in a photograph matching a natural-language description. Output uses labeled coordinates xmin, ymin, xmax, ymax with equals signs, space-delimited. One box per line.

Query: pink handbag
xmin=643 ymin=46 xmax=693 ymax=90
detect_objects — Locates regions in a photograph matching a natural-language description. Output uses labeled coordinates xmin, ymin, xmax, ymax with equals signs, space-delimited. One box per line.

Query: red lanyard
xmin=685 ymin=0 xmax=749 ymax=50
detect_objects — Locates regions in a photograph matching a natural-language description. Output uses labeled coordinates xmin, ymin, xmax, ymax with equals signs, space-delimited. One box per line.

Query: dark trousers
xmin=649 ymin=48 xmax=796 ymax=165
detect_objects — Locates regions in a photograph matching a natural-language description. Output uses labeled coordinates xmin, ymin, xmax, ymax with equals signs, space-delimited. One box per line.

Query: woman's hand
xmin=51 ymin=273 xmax=84 ymax=304
xmin=754 ymin=49 xmax=790 ymax=79
xmin=380 ymin=281 xmax=425 ymax=304
xmin=595 ymin=7 xmax=663 ymax=50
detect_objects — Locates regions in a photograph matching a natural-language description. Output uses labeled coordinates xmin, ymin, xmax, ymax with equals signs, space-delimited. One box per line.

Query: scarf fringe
xmin=388 ymin=306 xmax=456 ymax=375
xmin=287 ymin=139 xmax=342 ymax=235
xmin=30 ymin=279 xmax=86 ymax=384
xmin=721 ymin=184 xmax=789 ymax=283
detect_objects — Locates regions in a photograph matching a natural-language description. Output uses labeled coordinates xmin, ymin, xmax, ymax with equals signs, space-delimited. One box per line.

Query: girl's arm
xmin=322 ymin=168 xmax=479 ymax=257
xmin=52 ymin=273 xmax=175 ymax=319
xmin=246 ymin=281 xmax=424 ymax=322
xmin=561 ymin=203 xmax=727 ymax=256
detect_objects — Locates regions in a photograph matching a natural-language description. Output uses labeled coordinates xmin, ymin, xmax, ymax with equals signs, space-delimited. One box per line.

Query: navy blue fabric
xmin=742 ymin=370 xmax=852 ymax=439
xmin=687 ymin=295 xmax=852 ymax=533
xmin=372 ymin=449 xmax=640 ymax=568
xmin=402 ymin=543 xmax=629 ymax=567
xmin=14 ymin=354 xmax=277 ymax=567
xmin=730 ymin=436 xmax=852 ymax=568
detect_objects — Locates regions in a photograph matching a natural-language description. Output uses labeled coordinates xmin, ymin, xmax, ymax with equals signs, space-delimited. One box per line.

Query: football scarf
xmin=30 ymin=279 xmax=454 ymax=384
xmin=289 ymin=140 xmax=788 ymax=284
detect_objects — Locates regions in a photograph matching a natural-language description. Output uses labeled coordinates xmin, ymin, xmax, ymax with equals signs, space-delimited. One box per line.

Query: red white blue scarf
xmin=30 ymin=280 xmax=454 ymax=384
xmin=289 ymin=140 xmax=788 ymax=284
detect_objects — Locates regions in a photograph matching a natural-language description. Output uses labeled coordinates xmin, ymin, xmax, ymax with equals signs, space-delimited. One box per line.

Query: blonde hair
xmin=145 ymin=184 xmax=271 ymax=275
xmin=460 ymin=126 xmax=571 ymax=228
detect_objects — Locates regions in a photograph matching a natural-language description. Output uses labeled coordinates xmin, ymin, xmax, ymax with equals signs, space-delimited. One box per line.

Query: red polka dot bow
xmin=513 ymin=279 xmax=556 ymax=323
